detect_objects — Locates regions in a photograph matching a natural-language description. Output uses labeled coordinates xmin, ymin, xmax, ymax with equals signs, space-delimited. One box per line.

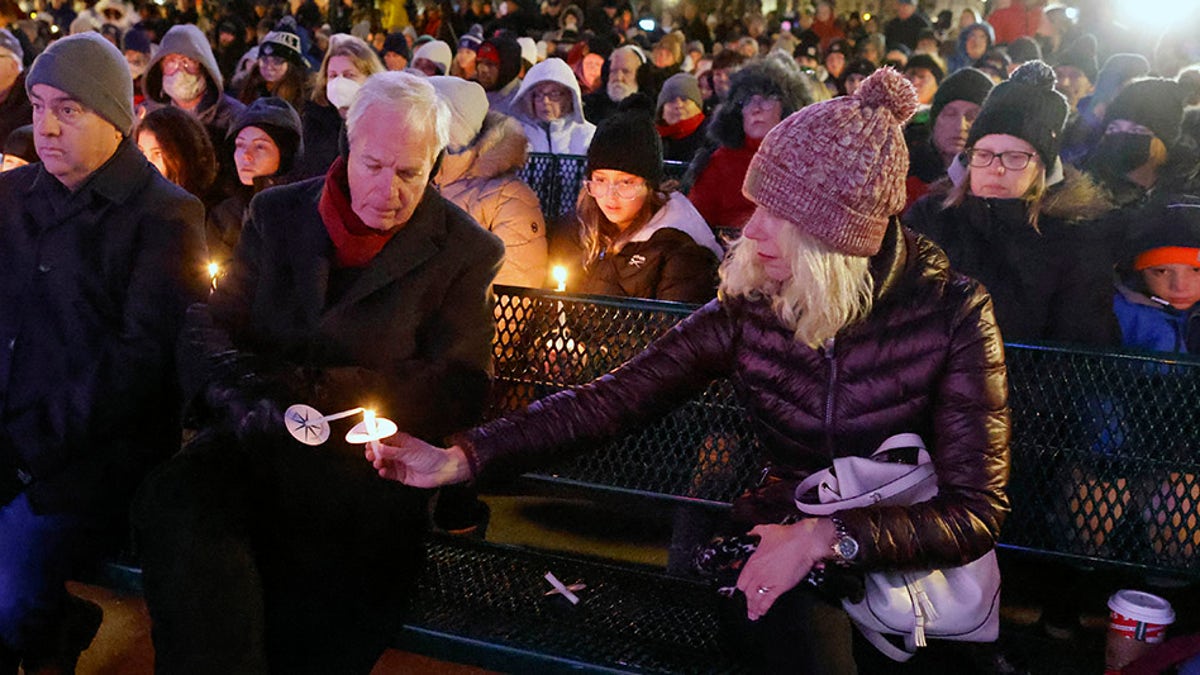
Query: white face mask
xmin=162 ymin=71 xmax=206 ymax=103
xmin=326 ymin=76 xmax=361 ymax=109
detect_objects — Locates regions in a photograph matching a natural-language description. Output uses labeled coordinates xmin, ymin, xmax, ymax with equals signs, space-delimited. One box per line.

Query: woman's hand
xmin=736 ymin=518 xmax=837 ymax=621
xmin=367 ymin=433 xmax=472 ymax=487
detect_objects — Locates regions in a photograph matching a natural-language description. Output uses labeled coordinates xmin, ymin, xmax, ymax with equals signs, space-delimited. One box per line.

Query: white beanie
xmin=428 ymin=76 xmax=487 ymax=153
xmin=517 ymin=36 xmax=537 ymax=65
xmin=413 ymin=40 xmax=452 ymax=75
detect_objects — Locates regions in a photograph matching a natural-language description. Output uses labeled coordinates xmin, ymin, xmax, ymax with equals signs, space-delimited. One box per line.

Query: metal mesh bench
xmin=93 ymin=286 xmax=1200 ymax=673
xmin=397 ymin=535 xmax=742 ymax=674
xmin=490 ymin=286 xmax=1200 ymax=583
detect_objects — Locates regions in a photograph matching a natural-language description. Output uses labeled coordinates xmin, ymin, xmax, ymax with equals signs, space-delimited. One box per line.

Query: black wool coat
xmin=0 ymin=140 xmax=208 ymax=515
xmin=180 ymin=178 xmax=506 ymax=442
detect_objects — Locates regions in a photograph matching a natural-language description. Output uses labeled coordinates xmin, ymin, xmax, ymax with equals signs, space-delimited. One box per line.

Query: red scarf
xmin=656 ymin=112 xmax=706 ymax=140
xmin=318 ymin=157 xmax=401 ymax=268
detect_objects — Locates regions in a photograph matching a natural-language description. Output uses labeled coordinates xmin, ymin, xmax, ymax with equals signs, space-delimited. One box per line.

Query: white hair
xmin=346 ymin=71 xmax=450 ymax=156
xmin=720 ymin=226 xmax=874 ymax=349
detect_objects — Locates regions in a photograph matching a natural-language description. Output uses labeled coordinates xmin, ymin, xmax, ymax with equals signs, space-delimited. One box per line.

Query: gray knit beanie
xmin=27 ymin=32 xmax=134 ymax=136
xmin=656 ymin=73 xmax=702 ymax=116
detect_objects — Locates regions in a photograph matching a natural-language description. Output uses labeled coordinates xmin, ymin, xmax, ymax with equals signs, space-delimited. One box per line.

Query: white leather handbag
xmin=793 ymin=433 xmax=1002 ymax=662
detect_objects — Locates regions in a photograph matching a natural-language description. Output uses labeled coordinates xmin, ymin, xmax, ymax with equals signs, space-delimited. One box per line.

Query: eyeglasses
xmin=738 ymin=94 xmax=782 ymax=111
xmin=161 ymin=55 xmax=201 ymax=75
xmin=964 ymin=148 xmax=1037 ymax=171
xmin=585 ymin=178 xmax=646 ymax=200
xmin=531 ymin=86 xmax=569 ymax=102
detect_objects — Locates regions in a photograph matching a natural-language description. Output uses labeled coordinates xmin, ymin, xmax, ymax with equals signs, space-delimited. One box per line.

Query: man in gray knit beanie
xmin=25 ymin=32 xmax=134 ymax=191
xmin=0 ymin=24 xmax=208 ymax=675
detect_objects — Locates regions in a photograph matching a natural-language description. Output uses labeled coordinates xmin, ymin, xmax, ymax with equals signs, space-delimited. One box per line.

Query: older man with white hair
xmin=134 ymin=71 xmax=505 ymax=674
xmin=583 ymin=44 xmax=647 ymax=125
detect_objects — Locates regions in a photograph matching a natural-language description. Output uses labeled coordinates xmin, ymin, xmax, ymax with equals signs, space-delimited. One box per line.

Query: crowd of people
xmin=1 ymin=0 xmax=1200 ymax=672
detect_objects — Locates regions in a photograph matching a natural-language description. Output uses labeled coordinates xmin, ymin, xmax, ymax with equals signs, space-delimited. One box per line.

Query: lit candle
xmin=363 ymin=408 xmax=380 ymax=456
xmin=552 ymin=265 xmax=567 ymax=292
xmin=207 ymin=261 xmax=220 ymax=291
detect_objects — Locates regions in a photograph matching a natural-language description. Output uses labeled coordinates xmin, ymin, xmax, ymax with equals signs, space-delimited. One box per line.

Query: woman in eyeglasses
xmin=904 ymin=61 xmax=1120 ymax=345
xmin=572 ymin=98 xmax=723 ymax=304
xmin=685 ymin=54 xmax=820 ymax=230
xmin=510 ymin=57 xmax=595 ymax=156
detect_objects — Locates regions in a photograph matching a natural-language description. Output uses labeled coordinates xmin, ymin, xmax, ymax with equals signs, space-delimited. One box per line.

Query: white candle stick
xmin=363 ymin=409 xmax=380 ymax=456
xmin=543 ymin=571 xmax=580 ymax=605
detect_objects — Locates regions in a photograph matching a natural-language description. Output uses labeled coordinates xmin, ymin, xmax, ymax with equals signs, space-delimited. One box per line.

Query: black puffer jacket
xmin=459 ymin=221 xmax=1010 ymax=571
xmin=904 ymin=170 xmax=1121 ymax=346
xmin=579 ymin=193 xmax=722 ymax=304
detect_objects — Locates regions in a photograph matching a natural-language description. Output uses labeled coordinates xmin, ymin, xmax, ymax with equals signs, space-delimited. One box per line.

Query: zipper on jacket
xmin=822 ymin=337 xmax=837 ymax=458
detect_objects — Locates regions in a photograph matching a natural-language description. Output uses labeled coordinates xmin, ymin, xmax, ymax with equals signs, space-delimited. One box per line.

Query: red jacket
xmin=687 ymin=138 xmax=761 ymax=230
xmin=986 ymin=5 xmax=1042 ymax=45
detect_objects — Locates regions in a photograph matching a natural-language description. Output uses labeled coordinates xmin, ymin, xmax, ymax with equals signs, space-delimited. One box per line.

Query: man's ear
xmin=429 ymin=149 xmax=445 ymax=183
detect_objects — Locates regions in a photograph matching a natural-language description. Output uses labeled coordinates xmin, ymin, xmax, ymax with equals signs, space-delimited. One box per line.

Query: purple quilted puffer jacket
xmin=459 ymin=221 xmax=1011 ymax=570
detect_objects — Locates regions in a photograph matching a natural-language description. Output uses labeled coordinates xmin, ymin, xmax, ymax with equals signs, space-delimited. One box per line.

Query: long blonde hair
xmin=720 ymin=226 xmax=875 ymax=348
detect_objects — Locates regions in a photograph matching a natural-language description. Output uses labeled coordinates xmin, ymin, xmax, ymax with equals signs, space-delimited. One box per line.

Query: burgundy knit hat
xmin=742 ymin=67 xmax=917 ymax=257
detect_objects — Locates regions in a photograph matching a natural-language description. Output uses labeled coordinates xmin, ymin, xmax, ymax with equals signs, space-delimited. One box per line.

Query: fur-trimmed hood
xmin=1040 ymin=164 xmax=1119 ymax=222
xmin=437 ymin=112 xmax=529 ymax=186
xmin=705 ymin=52 xmax=817 ymax=150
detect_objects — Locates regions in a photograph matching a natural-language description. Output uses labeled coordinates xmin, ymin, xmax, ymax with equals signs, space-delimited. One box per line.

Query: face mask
xmin=162 ymin=71 xmax=206 ymax=103
xmin=326 ymin=77 xmax=361 ymax=109
xmin=1092 ymin=132 xmax=1153 ymax=176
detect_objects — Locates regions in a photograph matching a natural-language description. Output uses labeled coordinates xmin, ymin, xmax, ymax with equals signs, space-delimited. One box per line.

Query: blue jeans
xmin=0 ymin=493 xmax=102 ymax=653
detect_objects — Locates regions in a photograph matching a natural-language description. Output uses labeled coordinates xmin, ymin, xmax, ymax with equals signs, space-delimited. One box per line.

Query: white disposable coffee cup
xmin=1104 ymin=590 xmax=1175 ymax=673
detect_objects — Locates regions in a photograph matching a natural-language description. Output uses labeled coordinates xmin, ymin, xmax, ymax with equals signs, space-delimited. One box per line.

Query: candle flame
xmin=207 ymin=261 xmax=220 ymax=278
xmin=552 ymin=265 xmax=568 ymax=292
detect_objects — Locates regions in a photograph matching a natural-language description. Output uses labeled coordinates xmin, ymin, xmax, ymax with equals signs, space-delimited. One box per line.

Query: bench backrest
xmin=489 ymin=287 xmax=1200 ymax=580
xmin=517 ymin=153 xmax=692 ymax=221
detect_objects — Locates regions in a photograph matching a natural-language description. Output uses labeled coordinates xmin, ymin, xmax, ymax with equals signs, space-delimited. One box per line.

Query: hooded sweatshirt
xmin=143 ymin=24 xmax=246 ymax=148
xmin=511 ymin=58 xmax=596 ymax=155
xmin=948 ymin=22 xmax=995 ymax=73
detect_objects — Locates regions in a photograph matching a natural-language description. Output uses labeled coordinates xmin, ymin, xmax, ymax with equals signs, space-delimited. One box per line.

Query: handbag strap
xmin=793 ymin=433 xmax=933 ymax=515
xmin=794 ymin=463 xmax=936 ymax=515
xmin=853 ymin=624 xmax=916 ymax=662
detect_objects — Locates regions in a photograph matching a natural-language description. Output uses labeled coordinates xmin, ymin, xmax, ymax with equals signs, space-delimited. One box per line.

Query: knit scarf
xmin=318 ymin=156 xmax=400 ymax=268
xmin=656 ymin=112 xmax=706 ymax=140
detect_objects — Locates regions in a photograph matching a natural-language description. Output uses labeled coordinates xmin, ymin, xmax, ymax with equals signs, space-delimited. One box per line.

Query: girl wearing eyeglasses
xmin=904 ymin=61 xmax=1120 ymax=346
xmin=572 ymin=101 xmax=723 ymax=304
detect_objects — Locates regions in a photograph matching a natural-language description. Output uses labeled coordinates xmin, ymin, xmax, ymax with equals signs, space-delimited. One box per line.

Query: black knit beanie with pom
xmin=966 ymin=60 xmax=1068 ymax=169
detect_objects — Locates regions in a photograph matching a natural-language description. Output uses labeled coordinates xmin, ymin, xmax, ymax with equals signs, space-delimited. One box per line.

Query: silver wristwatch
xmin=829 ymin=516 xmax=859 ymax=566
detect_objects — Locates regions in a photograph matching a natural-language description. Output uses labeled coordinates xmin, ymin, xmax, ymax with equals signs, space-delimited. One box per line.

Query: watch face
xmin=836 ymin=535 xmax=859 ymax=561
